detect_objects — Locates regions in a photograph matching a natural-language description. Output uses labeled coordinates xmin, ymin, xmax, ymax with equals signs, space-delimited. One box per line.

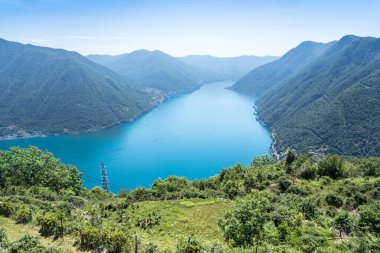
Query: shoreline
xmin=0 ymin=82 xmax=219 ymax=142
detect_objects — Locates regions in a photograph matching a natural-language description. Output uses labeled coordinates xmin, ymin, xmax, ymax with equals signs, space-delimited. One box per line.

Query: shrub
xmin=79 ymin=226 xmax=101 ymax=250
xmin=145 ymin=243 xmax=159 ymax=253
xmin=333 ymin=212 xmax=355 ymax=237
xmin=107 ymin=230 xmax=132 ymax=253
xmin=8 ymin=235 xmax=42 ymax=253
xmin=176 ymin=237 xmax=204 ymax=253
xmin=286 ymin=185 xmax=310 ymax=196
xmin=317 ymin=155 xmax=345 ymax=179
xmin=278 ymin=177 xmax=292 ymax=193
xmin=359 ymin=201 xmax=380 ymax=235
xmin=218 ymin=192 xmax=271 ymax=247
xmin=38 ymin=212 xmax=63 ymax=237
xmin=299 ymin=199 xmax=318 ymax=220
xmin=300 ymin=163 xmax=317 ymax=180
xmin=325 ymin=193 xmax=343 ymax=208
xmin=0 ymin=202 xmax=15 ymax=217
xmin=0 ymin=227 xmax=8 ymax=248
xmin=14 ymin=208 xmax=32 ymax=224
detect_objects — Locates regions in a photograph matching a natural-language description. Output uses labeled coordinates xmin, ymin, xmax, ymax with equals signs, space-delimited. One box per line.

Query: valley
xmin=1 ymin=1 xmax=380 ymax=251
xmin=0 ymin=81 xmax=272 ymax=190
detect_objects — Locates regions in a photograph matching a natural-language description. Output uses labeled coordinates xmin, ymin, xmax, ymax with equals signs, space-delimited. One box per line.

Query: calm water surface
xmin=0 ymin=81 xmax=272 ymax=191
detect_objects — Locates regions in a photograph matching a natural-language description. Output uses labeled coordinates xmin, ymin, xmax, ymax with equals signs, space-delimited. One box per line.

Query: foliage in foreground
xmin=0 ymin=147 xmax=380 ymax=252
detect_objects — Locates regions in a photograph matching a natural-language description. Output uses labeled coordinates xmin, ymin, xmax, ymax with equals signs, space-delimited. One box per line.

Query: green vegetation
xmin=1 ymin=147 xmax=380 ymax=252
xmin=231 ymin=35 xmax=380 ymax=157
xmin=0 ymin=39 xmax=156 ymax=139
xmin=97 ymin=50 xmax=205 ymax=98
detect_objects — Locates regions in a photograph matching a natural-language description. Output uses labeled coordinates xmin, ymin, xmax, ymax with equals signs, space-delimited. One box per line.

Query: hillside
xmin=92 ymin=50 xmax=205 ymax=98
xmin=231 ymin=35 xmax=380 ymax=157
xmin=179 ymin=55 xmax=278 ymax=81
xmin=0 ymin=147 xmax=379 ymax=252
xmin=86 ymin=54 xmax=127 ymax=66
xmin=0 ymin=39 xmax=156 ymax=139
xmin=230 ymin=41 xmax=335 ymax=96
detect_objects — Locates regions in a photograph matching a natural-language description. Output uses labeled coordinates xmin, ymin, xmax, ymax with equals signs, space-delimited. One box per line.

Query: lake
xmin=0 ymin=81 xmax=272 ymax=191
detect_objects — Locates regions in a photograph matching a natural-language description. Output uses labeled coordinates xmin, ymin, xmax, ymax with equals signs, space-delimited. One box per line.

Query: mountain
xmin=233 ymin=35 xmax=380 ymax=157
xmin=86 ymin=53 xmax=127 ymax=65
xmin=0 ymin=39 xmax=156 ymax=138
xmin=230 ymin=41 xmax=335 ymax=96
xmin=179 ymin=55 xmax=278 ymax=81
xmin=91 ymin=50 xmax=205 ymax=98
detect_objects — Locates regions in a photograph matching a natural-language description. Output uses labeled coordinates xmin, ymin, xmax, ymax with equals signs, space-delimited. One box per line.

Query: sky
xmin=0 ymin=0 xmax=379 ymax=57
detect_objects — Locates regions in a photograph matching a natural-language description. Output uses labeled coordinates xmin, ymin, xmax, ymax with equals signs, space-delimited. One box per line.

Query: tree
xmin=0 ymin=227 xmax=8 ymax=248
xmin=317 ymin=155 xmax=345 ymax=179
xmin=285 ymin=150 xmax=296 ymax=167
xmin=359 ymin=201 xmax=380 ymax=235
xmin=218 ymin=191 xmax=271 ymax=250
xmin=334 ymin=212 xmax=355 ymax=237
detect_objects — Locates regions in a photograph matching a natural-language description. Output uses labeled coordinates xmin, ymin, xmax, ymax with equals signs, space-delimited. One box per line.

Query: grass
xmin=1 ymin=198 xmax=232 ymax=252
xmin=126 ymin=198 xmax=232 ymax=251
xmin=0 ymin=216 xmax=88 ymax=253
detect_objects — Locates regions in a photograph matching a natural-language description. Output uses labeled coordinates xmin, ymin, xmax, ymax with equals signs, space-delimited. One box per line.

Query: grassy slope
xmin=0 ymin=199 xmax=231 ymax=252
xmin=132 ymin=199 xmax=231 ymax=250
xmin=0 ymin=216 xmax=86 ymax=253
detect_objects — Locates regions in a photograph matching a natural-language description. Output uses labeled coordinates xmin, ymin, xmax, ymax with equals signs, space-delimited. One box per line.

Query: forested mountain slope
xmin=232 ymin=35 xmax=380 ymax=157
xmin=86 ymin=53 xmax=127 ymax=66
xmin=0 ymin=39 xmax=155 ymax=138
xmin=99 ymin=50 xmax=205 ymax=98
xmin=230 ymin=41 xmax=335 ymax=96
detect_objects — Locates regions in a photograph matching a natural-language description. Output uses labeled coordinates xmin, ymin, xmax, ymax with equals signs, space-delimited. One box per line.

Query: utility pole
xmin=100 ymin=161 xmax=109 ymax=192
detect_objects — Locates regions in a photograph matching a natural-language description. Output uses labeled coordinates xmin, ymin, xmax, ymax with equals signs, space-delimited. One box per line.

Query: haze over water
xmin=0 ymin=81 xmax=271 ymax=191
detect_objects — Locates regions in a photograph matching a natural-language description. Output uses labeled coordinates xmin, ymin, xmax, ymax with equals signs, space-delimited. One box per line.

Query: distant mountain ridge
xmin=0 ymin=39 xmax=156 ymax=139
xmin=179 ymin=55 xmax=278 ymax=81
xmin=88 ymin=50 xmax=206 ymax=99
xmin=231 ymin=35 xmax=380 ymax=157
xmin=231 ymin=41 xmax=335 ymax=96
xmin=87 ymin=52 xmax=279 ymax=95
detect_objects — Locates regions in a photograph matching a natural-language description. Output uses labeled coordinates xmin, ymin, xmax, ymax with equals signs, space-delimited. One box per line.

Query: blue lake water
xmin=0 ymin=81 xmax=272 ymax=191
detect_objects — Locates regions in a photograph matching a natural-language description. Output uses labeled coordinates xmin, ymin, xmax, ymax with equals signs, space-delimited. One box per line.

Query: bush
xmin=278 ymin=177 xmax=292 ymax=193
xmin=79 ymin=226 xmax=132 ymax=252
xmin=0 ymin=227 xmax=8 ymax=248
xmin=299 ymin=199 xmax=318 ymax=220
xmin=38 ymin=212 xmax=63 ymax=237
xmin=300 ymin=163 xmax=317 ymax=180
xmin=218 ymin=192 xmax=271 ymax=247
xmin=14 ymin=208 xmax=32 ymax=224
xmin=0 ymin=202 xmax=15 ymax=217
xmin=145 ymin=243 xmax=159 ymax=253
xmin=176 ymin=237 xmax=204 ymax=253
xmin=317 ymin=155 xmax=345 ymax=179
xmin=107 ymin=230 xmax=132 ymax=253
xmin=325 ymin=193 xmax=343 ymax=208
xmin=359 ymin=201 xmax=380 ymax=235
xmin=334 ymin=212 xmax=355 ymax=237
xmin=286 ymin=185 xmax=310 ymax=196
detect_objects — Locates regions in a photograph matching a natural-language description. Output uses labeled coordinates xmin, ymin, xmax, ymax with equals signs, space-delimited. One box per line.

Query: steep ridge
xmin=230 ymin=41 xmax=335 ymax=96
xmin=0 ymin=39 xmax=155 ymax=138
xmin=105 ymin=50 xmax=204 ymax=98
xmin=232 ymin=35 xmax=380 ymax=157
